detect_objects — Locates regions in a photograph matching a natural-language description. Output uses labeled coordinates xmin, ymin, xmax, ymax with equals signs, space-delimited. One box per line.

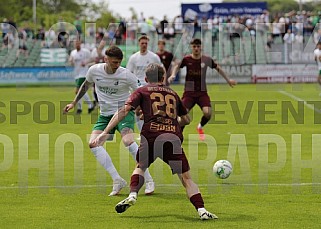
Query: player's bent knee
xmin=88 ymin=141 xmax=96 ymax=149
xmin=122 ymin=139 xmax=134 ymax=147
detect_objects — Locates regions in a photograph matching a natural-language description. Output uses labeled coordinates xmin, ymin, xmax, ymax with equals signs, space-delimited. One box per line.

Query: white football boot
xmin=109 ymin=178 xmax=127 ymax=196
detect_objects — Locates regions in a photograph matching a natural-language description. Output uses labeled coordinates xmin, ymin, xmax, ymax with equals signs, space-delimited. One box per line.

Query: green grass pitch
xmin=1 ymin=83 xmax=321 ymax=228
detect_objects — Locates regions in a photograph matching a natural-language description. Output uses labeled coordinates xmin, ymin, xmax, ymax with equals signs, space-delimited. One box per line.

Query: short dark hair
xmin=145 ymin=63 xmax=165 ymax=83
xmin=138 ymin=34 xmax=149 ymax=42
xmin=158 ymin=39 xmax=166 ymax=45
xmin=105 ymin=46 xmax=123 ymax=59
xmin=190 ymin=38 xmax=202 ymax=45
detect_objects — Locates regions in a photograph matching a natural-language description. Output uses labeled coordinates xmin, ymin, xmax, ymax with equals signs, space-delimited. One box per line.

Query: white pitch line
xmin=279 ymin=90 xmax=321 ymax=114
xmin=0 ymin=183 xmax=320 ymax=190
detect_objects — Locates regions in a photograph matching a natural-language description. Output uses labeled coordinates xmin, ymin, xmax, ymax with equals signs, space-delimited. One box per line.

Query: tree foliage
xmin=0 ymin=0 xmax=116 ymax=30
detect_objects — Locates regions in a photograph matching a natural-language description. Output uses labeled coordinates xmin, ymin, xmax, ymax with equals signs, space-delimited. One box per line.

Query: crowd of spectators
xmin=1 ymin=10 xmax=321 ymax=57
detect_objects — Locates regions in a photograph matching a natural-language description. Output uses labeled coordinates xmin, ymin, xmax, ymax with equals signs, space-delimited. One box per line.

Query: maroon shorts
xmin=136 ymin=133 xmax=190 ymax=174
xmin=182 ymin=91 xmax=211 ymax=110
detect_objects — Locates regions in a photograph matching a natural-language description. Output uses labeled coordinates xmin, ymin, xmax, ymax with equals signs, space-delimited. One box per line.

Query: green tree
xmin=0 ymin=0 xmax=116 ymax=30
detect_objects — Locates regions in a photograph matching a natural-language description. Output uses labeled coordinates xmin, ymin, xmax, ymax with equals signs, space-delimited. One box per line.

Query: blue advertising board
xmin=0 ymin=67 xmax=74 ymax=84
xmin=182 ymin=2 xmax=267 ymax=19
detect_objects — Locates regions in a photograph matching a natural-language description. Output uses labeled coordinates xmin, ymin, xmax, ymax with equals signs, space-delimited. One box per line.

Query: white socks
xmin=127 ymin=142 xmax=153 ymax=183
xmin=90 ymin=146 xmax=121 ymax=181
xmin=91 ymin=143 xmax=154 ymax=183
xmin=129 ymin=192 xmax=137 ymax=198
xmin=128 ymin=142 xmax=139 ymax=159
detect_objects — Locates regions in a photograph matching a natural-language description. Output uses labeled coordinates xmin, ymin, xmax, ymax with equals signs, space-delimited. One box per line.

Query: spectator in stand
xmin=139 ymin=18 xmax=150 ymax=36
xmin=86 ymin=23 xmax=96 ymax=39
xmin=127 ymin=17 xmax=137 ymax=44
xmin=314 ymin=29 xmax=321 ymax=44
xmin=283 ymin=29 xmax=295 ymax=44
xmin=2 ymin=30 xmax=15 ymax=50
xmin=74 ymin=15 xmax=82 ymax=37
xmin=160 ymin=15 xmax=168 ymax=35
xmin=17 ymin=27 xmax=28 ymax=57
xmin=1 ymin=18 xmax=10 ymax=39
xmin=45 ymin=29 xmax=56 ymax=48
xmin=90 ymin=35 xmax=106 ymax=108
xmin=138 ymin=12 xmax=145 ymax=24
xmin=8 ymin=18 xmax=17 ymax=35
xmin=58 ymin=31 xmax=69 ymax=48
xmin=272 ymin=16 xmax=283 ymax=42
xmin=173 ymin=15 xmax=183 ymax=33
xmin=147 ymin=16 xmax=158 ymax=49
xmin=118 ymin=18 xmax=126 ymax=44
xmin=35 ymin=27 xmax=45 ymax=46
xmin=294 ymin=31 xmax=303 ymax=44
xmin=193 ymin=17 xmax=200 ymax=34
xmin=163 ymin=23 xmax=175 ymax=48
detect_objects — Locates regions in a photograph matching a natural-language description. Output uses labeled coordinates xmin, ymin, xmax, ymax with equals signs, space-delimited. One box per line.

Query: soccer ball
xmin=213 ymin=160 xmax=233 ymax=179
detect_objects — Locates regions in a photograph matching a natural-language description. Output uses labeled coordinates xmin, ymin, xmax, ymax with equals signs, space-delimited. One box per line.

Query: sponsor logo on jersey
xmin=98 ymin=86 xmax=118 ymax=95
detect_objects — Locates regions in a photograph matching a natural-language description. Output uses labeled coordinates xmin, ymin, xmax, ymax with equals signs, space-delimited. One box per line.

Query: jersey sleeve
xmin=126 ymin=89 xmax=142 ymax=110
xmin=69 ymin=50 xmax=75 ymax=62
xmin=127 ymin=70 xmax=140 ymax=91
xmin=91 ymin=48 xmax=98 ymax=59
xmin=85 ymin=49 xmax=92 ymax=62
xmin=126 ymin=55 xmax=135 ymax=73
xmin=314 ymin=49 xmax=318 ymax=57
xmin=155 ymin=54 xmax=162 ymax=64
xmin=180 ymin=57 xmax=187 ymax=69
xmin=85 ymin=65 xmax=95 ymax=83
xmin=206 ymin=56 xmax=218 ymax=69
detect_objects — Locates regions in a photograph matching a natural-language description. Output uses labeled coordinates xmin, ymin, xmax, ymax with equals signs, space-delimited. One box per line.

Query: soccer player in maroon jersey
xmin=168 ymin=38 xmax=236 ymax=141
xmin=156 ymin=39 xmax=173 ymax=85
xmin=92 ymin=63 xmax=217 ymax=220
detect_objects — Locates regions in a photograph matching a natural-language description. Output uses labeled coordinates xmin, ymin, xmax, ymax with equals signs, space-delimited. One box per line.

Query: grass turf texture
xmin=1 ymin=84 xmax=321 ymax=228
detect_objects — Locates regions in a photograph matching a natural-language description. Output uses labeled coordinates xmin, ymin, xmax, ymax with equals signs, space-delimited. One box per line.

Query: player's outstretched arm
xmin=168 ymin=61 xmax=180 ymax=84
xmin=63 ymin=80 xmax=92 ymax=113
xmin=215 ymin=64 xmax=237 ymax=87
xmin=97 ymin=39 xmax=106 ymax=60
xmin=92 ymin=104 xmax=132 ymax=146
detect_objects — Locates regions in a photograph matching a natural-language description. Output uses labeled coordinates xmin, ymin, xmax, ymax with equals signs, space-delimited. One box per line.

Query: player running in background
xmin=92 ymin=63 xmax=217 ymax=220
xmin=168 ymin=38 xmax=236 ymax=141
xmin=156 ymin=39 xmax=173 ymax=85
xmin=126 ymin=34 xmax=162 ymax=131
xmin=64 ymin=46 xmax=155 ymax=196
xmin=314 ymin=41 xmax=321 ymax=89
xmin=90 ymin=35 xmax=107 ymax=108
xmin=69 ymin=40 xmax=94 ymax=114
